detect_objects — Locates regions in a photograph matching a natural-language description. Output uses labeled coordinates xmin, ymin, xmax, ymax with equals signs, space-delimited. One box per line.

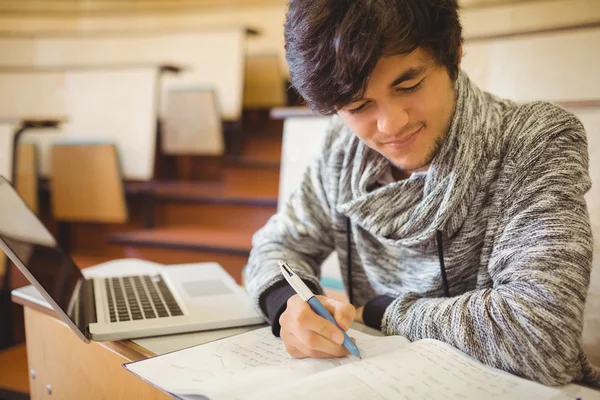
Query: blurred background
xmin=0 ymin=0 xmax=598 ymax=398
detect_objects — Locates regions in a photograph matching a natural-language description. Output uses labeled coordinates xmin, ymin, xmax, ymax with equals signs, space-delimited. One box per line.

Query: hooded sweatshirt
xmin=243 ymin=70 xmax=600 ymax=388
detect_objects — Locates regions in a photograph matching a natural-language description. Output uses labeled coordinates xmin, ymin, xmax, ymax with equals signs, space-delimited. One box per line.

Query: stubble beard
xmin=389 ymin=130 xmax=447 ymax=174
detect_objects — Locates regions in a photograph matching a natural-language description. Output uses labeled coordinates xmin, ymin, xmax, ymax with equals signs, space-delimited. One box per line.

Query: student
xmin=243 ymin=0 xmax=600 ymax=387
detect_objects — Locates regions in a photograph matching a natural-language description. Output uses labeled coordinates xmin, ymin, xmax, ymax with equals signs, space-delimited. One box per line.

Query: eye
xmin=347 ymin=102 xmax=369 ymax=114
xmin=396 ymin=79 xmax=424 ymax=93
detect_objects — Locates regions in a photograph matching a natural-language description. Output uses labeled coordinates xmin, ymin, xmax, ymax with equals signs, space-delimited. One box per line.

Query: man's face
xmin=337 ymin=48 xmax=457 ymax=177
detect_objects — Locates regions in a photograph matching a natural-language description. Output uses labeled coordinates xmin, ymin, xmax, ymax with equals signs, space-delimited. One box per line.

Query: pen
xmin=278 ymin=260 xmax=361 ymax=358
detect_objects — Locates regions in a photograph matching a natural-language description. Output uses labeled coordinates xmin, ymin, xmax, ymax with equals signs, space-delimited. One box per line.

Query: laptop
xmin=0 ymin=176 xmax=265 ymax=343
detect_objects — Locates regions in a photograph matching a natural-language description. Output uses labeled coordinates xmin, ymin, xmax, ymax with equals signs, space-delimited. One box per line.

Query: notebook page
xmin=250 ymin=339 xmax=580 ymax=400
xmin=124 ymin=326 xmax=410 ymax=400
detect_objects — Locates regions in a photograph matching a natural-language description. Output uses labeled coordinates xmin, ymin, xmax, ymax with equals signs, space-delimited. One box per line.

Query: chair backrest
xmin=278 ymin=116 xmax=331 ymax=211
xmin=278 ymin=115 xmax=344 ymax=291
xmin=162 ymin=88 xmax=224 ymax=156
xmin=243 ymin=53 xmax=286 ymax=109
xmin=50 ymin=143 xmax=127 ymax=223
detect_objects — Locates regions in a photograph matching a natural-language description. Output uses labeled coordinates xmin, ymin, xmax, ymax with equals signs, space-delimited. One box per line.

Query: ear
xmin=457 ymin=45 xmax=464 ymax=66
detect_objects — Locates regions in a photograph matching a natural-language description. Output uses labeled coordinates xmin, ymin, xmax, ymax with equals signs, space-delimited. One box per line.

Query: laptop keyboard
xmin=104 ymin=275 xmax=184 ymax=323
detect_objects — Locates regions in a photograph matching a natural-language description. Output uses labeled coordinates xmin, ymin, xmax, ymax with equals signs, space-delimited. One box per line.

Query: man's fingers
xmin=294 ymin=328 xmax=348 ymax=357
xmin=284 ymin=343 xmax=309 ymax=359
xmin=281 ymin=327 xmax=307 ymax=358
xmin=282 ymin=330 xmax=342 ymax=359
xmin=280 ymin=294 xmax=356 ymax=359
xmin=293 ymin=303 xmax=345 ymax=345
xmin=316 ymin=295 xmax=356 ymax=331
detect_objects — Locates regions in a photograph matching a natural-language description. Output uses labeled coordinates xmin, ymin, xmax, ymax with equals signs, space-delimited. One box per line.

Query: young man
xmin=243 ymin=0 xmax=600 ymax=388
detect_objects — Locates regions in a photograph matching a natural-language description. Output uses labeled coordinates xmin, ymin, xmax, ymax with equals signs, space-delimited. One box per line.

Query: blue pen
xmin=278 ymin=260 xmax=361 ymax=358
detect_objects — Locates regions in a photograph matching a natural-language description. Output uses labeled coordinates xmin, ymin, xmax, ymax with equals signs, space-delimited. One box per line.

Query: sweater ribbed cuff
xmin=259 ymin=280 xmax=320 ymax=337
xmin=363 ymin=295 xmax=395 ymax=331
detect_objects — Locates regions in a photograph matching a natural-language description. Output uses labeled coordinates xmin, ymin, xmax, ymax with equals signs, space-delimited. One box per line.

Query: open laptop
xmin=0 ymin=176 xmax=265 ymax=343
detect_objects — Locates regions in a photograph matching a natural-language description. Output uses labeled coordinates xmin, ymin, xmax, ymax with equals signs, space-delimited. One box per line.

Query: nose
xmin=376 ymin=105 xmax=409 ymax=135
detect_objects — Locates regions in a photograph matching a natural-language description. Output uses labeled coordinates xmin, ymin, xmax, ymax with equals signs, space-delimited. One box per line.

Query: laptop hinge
xmin=79 ymin=279 xmax=97 ymax=339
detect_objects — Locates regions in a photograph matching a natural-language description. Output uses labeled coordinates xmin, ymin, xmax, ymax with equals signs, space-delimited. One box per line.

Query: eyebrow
xmin=388 ymin=66 xmax=428 ymax=89
xmin=344 ymin=64 xmax=428 ymax=108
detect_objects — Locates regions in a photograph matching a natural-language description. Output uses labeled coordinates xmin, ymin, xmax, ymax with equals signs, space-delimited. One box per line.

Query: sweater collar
xmin=337 ymin=70 xmax=501 ymax=247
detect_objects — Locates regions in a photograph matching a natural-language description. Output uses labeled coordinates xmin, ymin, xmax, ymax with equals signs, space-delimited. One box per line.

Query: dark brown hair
xmin=284 ymin=0 xmax=463 ymax=115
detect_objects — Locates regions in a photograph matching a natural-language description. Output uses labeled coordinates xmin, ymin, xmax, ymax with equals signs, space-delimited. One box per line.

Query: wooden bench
xmin=0 ymin=28 xmax=250 ymax=122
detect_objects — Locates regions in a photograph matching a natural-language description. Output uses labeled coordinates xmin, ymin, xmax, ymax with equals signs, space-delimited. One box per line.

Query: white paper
xmin=252 ymin=339 xmax=581 ymax=400
xmin=125 ymin=326 xmax=409 ymax=399
xmin=125 ymin=326 xmax=598 ymax=400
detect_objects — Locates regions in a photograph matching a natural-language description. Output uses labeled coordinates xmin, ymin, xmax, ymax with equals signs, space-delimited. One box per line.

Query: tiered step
xmin=41 ymin=131 xmax=283 ymax=285
xmin=108 ymin=165 xmax=280 ymax=284
xmin=129 ymin=167 xmax=279 ymax=205
xmin=128 ymin=167 xmax=279 ymax=229
xmin=224 ymin=135 xmax=282 ymax=168
xmin=109 ymin=226 xmax=256 ymax=283
xmin=0 ymin=343 xmax=29 ymax=399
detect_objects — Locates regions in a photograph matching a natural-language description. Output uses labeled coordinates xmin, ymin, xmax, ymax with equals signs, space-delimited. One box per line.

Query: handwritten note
xmin=250 ymin=339 xmax=573 ymax=400
xmin=125 ymin=327 xmax=587 ymax=400
xmin=125 ymin=326 xmax=409 ymax=400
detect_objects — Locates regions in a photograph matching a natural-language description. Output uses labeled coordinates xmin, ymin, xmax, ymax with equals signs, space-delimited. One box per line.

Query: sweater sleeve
xmin=243 ymin=121 xmax=342 ymax=331
xmin=381 ymin=117 xmax=598 ymax=386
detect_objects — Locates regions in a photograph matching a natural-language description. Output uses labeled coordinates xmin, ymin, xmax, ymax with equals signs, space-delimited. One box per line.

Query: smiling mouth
xmin=382 ymin=125 xmax=424 ymax=145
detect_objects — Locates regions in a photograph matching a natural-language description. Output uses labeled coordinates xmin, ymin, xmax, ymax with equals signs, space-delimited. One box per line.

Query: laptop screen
xmin=0 ymin=177 xmax=85 ymax=334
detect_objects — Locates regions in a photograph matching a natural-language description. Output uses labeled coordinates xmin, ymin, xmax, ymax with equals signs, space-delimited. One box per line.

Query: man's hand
xmin=354 ymin=306 xmax=364 ymax=324
xmin=279 ymin=294 xmax=356 ymax=359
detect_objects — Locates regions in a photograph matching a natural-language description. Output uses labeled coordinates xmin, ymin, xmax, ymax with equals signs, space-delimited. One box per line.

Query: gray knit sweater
xmin=243 ymin=71 xmax=600 ymax=387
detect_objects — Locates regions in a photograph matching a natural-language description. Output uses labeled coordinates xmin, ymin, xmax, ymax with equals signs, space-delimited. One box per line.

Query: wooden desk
xmin=11 ymin=268 xmax=265 ymax=400
xmin=11 ymin=283 xmax=600 ymax=399
xmin=10 ymin=279 xmax=378 ymax=400
xmin=6 ymin=259 xmax=367 ymax=399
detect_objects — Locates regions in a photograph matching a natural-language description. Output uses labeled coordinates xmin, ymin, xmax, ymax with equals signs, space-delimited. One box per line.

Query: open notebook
xmin=124 ymin=327 xmax=596 ymax=400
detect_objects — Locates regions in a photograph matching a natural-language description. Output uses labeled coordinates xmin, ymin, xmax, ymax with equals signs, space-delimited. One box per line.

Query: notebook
xmin=123 ymin=326 xmax=597 ymax=400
